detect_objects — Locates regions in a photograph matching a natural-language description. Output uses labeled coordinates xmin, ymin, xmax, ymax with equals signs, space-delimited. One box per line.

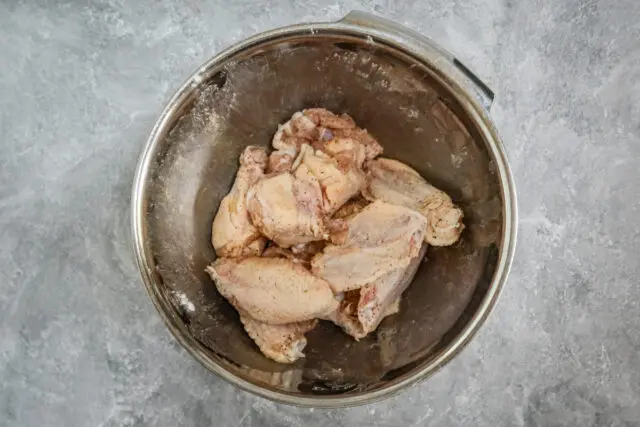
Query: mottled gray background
xmin=1 ymin=0 xmax=639 ymax=426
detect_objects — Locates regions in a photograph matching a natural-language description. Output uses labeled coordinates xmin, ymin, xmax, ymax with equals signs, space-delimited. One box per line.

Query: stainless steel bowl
xmin=131 ymin=11 xmax=517 ymax=407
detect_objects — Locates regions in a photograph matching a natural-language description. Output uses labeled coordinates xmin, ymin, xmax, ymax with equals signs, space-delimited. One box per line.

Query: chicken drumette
xmin=311 ymin=201 xmax=427 ymax=293
xmin=206 ymin=257 xmax=338 ymax=325
xmin=211 ymin=146 xmax=268 ymax=257
xmin=267 ymin=108 xmax=383 ymax=173
xmin=294 ymin=142 xmax=366 ymax=214
xmin=239 ymin=313 xmax=317 ymax=364
xmin=207 ymin=256 xmax=338 ymax=363
xmin=246 ymin=164 xmax=338 ymax=248
xmin=363 ymin=158 xmax=465 ymax=246
xmin=326 ymin=244 xmax=426 ymax=340
xmin=247 ymin=141 xmax=369 ymax=247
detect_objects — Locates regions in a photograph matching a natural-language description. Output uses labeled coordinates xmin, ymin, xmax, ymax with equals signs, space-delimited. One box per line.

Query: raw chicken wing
xmin=363 ymin=158 xmax=464 ymax=246
xmin=311 ymin=201 xmax=427 ymax=293
xmin=357 ymin=244 xmax=427 ymax=332
xmin=211 ymin=146 xmax=268 ymax=257
xmin=327 ymin=244 xmax=426 ymax=340
xmin=293 ymin=143 xmax=366 ymax=214
xmin=304 ymin=108 xmax=383 ymax=161
xmin=239 ymin=313 xmax=317 ymax=364
xmin=206 ymin=257 xmax=338 ymax=324
xmin=271 ymin=108 xmax=383 ymax=170
xmin=246 ymin=170 xmax=328 ymax=247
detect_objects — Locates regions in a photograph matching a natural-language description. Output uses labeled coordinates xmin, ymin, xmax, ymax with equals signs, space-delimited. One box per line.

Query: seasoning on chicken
xmin=293 ymin=143 xmax=366 ymax=214
xmin=270 ymin=108 xmax=383 ymax=172
xmin=363 ymin=158 xmax=464 ymax=246
xmin=246 ymin=169 xmax=328 ymax=248
xmin=326 ymin=244 xmax=426 ymax=340
xmin=211 ymin=146 xmax=268 ymax=257
xmin=356 ymin=244 xmax=427 ymax=332
xmin=248 ymin=140 xmax=361 ymax=247
xmin=265 ymin=150 xmax=294 ymax=174
xmin=206 ymin=257 xmax=339 ymax=325
xmin=311 ymin=201 xmax=427 ymax=293
xmin=239 ymin=313 xmax=317 ymax=364
xmin=303 ymin=108 xmax=383 ymax=161
xmin=272 ymin=111 xmax=321 ymax=158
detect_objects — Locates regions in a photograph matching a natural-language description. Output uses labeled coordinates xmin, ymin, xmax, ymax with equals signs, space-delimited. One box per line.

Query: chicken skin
xmin=293 ymin=143 xmax=366 ymax=215
xmin=206 ymin=257 xmax=339 ymax=324
xmin=211 ymin=146 xmax=268 ymax=257
xmin=311 ymin=201 xmax=427 ymax=293
xmin=239 ymin=313 xmax=317 ymax=364
xmin=326 ymin=244 xmax=426 ymax=340
xmin=363 ymin=158 xmax=464 ymax=246
xmin=246 ymin=169 xmax=330 ymax=248
xmin=270 ymin=108 xmax=383 ymax=171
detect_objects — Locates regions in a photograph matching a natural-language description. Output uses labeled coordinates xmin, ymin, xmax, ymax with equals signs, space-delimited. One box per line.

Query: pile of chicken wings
xmin=206 ymin=109 xmax=464 ymax=363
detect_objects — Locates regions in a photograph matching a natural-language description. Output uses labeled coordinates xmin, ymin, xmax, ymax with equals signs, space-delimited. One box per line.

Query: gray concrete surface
xmin=1 ymin=0 xmax=639 ymax=425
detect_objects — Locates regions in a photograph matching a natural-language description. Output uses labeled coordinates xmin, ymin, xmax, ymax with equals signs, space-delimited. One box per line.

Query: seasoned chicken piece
xmin=211 ymin=146 xmax=268 ymax=257
xmin=327 ymin=244 xmax=426 ymax=340
xmin=272 ymin=111 xmax=322 ymax=157
xmin=332 ymin=196 xmax=369 ymax=220
xmin=363 ymin=158 xmax=464 ymax=246
xmin=293 ymin=143 xmax=366 ymax=214
xmin=311 ymin=201 xmax=427 ymax=293
xmin=246 ymin=169 xmax=328 ymax=247
xmin=304 ymin=108 xmax=383 ymax=161
xmin=357 ymin=244 xmax=426 ymax=331
xmin=239 ymin=313 xmax=317 ymax=364
xmin=206 ymin=257 xmax=338 ymax=324
xmin=271 ymin=108 xmax=383 ymax=170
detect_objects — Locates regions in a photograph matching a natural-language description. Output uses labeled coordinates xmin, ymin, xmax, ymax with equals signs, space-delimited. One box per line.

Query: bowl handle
xmin=339 ymin=11 xmax=494 ymax=111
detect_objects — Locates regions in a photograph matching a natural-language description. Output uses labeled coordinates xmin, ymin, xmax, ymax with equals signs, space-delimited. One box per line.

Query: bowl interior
xmin=140 ymin=31 xmax=504 ymax=400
